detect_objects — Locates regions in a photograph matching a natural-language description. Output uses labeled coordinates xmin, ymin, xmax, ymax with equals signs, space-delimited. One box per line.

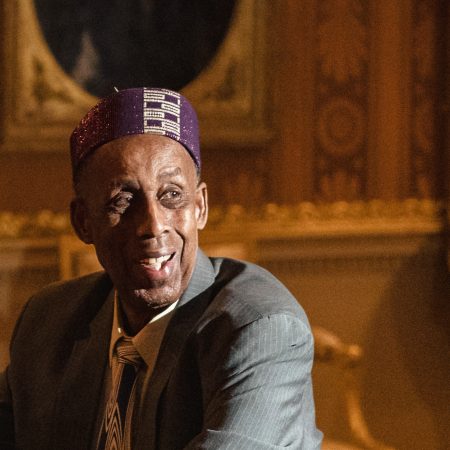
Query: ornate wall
xmin=0 ymin=1 xmax=449 ymax=449
xmin=271 ymin=0 xmax=447 ymax=205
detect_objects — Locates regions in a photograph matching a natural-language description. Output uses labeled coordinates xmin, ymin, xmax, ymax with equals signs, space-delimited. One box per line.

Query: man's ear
xmin=195 ymin=182 xmax=208 ymax=230
xmin=70 ymin=198 xmax=93 ymax=244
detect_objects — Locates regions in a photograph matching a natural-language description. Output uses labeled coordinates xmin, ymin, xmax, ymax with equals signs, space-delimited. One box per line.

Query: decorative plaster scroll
xmin=207 ymin=198 xmax=443 ymax=227
xmin=203 ymin=199 xmax=444 ymax=247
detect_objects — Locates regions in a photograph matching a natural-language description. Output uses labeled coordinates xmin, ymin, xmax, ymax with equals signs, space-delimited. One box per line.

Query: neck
xmin=118 ymin=295 xmax=171 ymax=335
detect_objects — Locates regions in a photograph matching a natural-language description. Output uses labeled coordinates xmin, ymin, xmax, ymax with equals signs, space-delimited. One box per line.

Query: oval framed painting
xmin=1 ymin=0 xmax=272 ymax=151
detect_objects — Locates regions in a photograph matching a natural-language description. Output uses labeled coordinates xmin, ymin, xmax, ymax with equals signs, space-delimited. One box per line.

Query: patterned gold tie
xmin=97 ymin=337 xmax=142 ymax=450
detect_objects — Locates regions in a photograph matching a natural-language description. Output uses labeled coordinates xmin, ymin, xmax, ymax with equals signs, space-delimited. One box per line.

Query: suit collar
xmin=178 ymin=249 xmax=216 ymax=307
xmin=135 ymin=249 xmax=216 ymax=448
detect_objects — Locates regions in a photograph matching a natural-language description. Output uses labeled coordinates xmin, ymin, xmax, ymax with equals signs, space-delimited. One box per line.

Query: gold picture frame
xmin=1 ymin=0 xmax=272 ymax=152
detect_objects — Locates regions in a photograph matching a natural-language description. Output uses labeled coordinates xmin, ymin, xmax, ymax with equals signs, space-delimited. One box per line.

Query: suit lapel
xmin=135 ymin=250 xmax=216 ymax=449
xmin=51 ymin=273 xmax=114 ymax=450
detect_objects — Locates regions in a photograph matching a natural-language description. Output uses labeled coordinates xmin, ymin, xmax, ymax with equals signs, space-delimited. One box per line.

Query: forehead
xmin=83 ymin=134 xmax=197 ymax=182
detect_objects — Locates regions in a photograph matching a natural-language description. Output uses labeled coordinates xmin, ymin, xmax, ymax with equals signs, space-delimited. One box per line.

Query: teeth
xmin=151 ymin=262 xmax=162 ymax=271
xmin=146 ymin=254 xmax=171 ymax=270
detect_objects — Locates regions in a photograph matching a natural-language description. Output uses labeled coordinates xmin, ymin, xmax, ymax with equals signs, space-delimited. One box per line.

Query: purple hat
xmin=70 ymin=87 xmax=200 ymax=173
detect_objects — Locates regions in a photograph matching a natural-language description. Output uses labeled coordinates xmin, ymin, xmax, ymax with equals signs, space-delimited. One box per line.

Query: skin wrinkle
xmin=70 ymin=134 xmax=208 ymax=334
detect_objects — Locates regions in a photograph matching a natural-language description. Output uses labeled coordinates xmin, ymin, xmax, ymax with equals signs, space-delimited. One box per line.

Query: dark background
xmin=34 ymin=0 xmax=236 ymax=96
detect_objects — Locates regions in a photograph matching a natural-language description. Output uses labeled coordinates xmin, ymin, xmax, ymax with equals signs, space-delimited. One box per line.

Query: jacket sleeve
xmin=0 ymin=368 xmax=15 ymax=449
xmin=185 ymin=313 xmax=323 ymax=449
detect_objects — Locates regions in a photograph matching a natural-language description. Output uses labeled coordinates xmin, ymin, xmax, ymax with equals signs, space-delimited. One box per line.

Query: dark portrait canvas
xmin=34 ymin=0 xmax=236 ymax=97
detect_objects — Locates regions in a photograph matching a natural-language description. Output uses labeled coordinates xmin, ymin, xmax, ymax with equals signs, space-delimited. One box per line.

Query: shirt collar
xmin=109 ymin=290 xmax=178 ymax=368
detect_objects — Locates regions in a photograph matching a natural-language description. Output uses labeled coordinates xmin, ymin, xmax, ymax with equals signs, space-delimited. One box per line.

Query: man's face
xmin=72 ymin=134 xmax=208 ymax=310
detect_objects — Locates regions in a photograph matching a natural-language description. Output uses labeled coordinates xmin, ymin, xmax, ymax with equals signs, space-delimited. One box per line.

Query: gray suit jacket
xmin=0 ymin=250 xmax=322 ymax=449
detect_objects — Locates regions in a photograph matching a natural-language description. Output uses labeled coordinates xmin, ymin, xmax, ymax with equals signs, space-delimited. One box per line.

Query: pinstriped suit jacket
xmin=0 ymin=250 xmax=322 ymax=449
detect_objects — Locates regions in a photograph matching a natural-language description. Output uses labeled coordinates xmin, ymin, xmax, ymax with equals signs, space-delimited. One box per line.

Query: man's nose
xmin=136 ymin=198 xmax=167 ymax=238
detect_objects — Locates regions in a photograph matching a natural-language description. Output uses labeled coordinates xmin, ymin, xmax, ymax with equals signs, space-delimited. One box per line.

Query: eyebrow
xmin=108 ymin=179 xmax=140 ymax=191
xmin=104 ymin=167 xmax=184 ymax=191
xmin=157 ymin=167 xmax=182 ymax=181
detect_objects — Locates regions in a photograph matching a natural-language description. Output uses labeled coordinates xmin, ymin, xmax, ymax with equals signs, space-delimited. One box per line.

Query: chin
xmin=132 ymin=286 xmax=181 ymax=309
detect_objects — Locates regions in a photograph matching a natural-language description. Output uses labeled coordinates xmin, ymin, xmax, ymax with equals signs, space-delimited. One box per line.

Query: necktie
xmin=97 ymin=337 xmax=142 ymax=450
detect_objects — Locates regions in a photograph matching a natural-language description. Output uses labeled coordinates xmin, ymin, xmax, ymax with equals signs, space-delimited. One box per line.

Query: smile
xmin=140 ymin=253 xmax=175 ymax=271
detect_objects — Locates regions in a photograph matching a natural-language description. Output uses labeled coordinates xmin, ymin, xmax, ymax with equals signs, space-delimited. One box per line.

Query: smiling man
xmin=72 ymin=133 xmax=207 ymax=333
xmin=0 ymin=88 xmax=322 ymax=450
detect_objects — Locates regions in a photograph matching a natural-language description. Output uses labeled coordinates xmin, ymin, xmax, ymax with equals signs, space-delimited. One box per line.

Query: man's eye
xmin=160 ymin=189 xmax=183 ymax=206
xmin=108 ymin=193 xmax=133 ymax=213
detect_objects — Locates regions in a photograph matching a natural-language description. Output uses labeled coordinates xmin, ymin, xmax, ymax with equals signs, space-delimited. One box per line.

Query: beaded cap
xmin=70 ymin=87 xmax=200 ymax=174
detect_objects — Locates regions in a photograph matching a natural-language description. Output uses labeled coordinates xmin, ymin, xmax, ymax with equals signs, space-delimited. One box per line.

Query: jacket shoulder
xmin=11 ymin=272 xmax=112 ymax=346
xmin=26 ymin=271 xmax=110 ymax=309
xmin=202 ymin=257 xmax=310 ymax=330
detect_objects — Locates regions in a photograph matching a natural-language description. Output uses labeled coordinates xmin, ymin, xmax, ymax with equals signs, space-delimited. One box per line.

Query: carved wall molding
xmin=0 ymin=199 xmax=443 ymax=240
xmin=314 ymin=0 xmax=370 ymax=201
xmin=411 ymin=0 xmax=443 ymax=198
xmin=204 ymin=199 xmax=444 ymax=240
xmin=0 ymin=210 xmax=71 ymax=239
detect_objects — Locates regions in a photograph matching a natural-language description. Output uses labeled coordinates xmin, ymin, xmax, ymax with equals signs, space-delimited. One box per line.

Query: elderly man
xmin=0 ymin=88 xmax=322 ymax=449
